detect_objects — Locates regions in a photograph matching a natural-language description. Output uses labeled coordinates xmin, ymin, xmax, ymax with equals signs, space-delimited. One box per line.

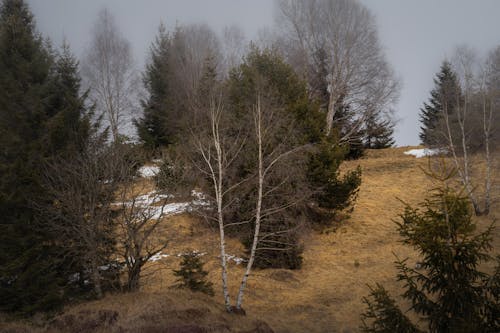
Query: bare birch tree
xmin=190 ymin=94 xmax=244 ymax=312
xmin=482 ymin=46 xmax=500 ymax=214
xmin=191 ymin=77 xmax=311 ymax=312
xmin=275 ymin=0 xmax=399 ymax=139
xmin=82 ymin=8 xmax=138 ymax=142
xmin=234 ymin=93 xmax=310 ymax=309
xmin=440 ymin=46 xmax=498 ymax=215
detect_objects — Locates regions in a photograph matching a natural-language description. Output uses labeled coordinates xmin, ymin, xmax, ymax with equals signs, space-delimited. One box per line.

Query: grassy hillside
xmin=2 ymin=147 xmax=498 ymax=333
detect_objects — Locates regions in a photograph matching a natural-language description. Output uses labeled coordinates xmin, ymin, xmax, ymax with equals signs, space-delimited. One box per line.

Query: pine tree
xmin=361 ymin=165 xmax=500 ymax=333
xmin=419 ymin=61 xmax=461 ymax=146
xmin=364 ymin=113 xmax=395 ymax=149
xmin=135 ymin=23 xmax=174 ymax=150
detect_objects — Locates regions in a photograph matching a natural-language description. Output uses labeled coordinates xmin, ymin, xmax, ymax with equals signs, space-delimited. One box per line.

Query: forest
xmin=0 ymin=0 xmax=499 ymax=332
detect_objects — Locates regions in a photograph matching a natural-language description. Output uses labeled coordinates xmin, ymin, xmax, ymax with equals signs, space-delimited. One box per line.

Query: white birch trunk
xmin=236 ymin=96 xmax=264 ymax=309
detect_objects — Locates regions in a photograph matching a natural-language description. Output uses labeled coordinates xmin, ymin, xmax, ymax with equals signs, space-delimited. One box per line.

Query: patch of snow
xmin=114 ymin=189 xmax=212 ymax=220
xmin=149 ymin=251 xmax=170 ymax=262
xmin=176 ymin=250 xmax=207 ymax=257
xmin=152 ymin=158 xmax=163 ymax=164
xmin=190 ymin=190 xmax=211 ymax=208
xmin=138 ymin=165 xmax=160 ymax=178
xmin=404 ymin=148 xmax=445 ymax=158
xmin=225 ymin=254 xmax=247 ymax=265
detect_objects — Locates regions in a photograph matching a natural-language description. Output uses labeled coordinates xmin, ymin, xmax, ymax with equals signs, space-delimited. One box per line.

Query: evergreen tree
xmin=0 ymin=0 xmax=61 ymax=314
xmin=173 ymin=252 xmax=214 ymax=296
xmin=43 ymin=41 xmax=91 ymax=156
xmin=364 ymin=113 xmax=395 ymax=149
xmin=308 ymin=134 xmax=362 ymax=212
xmin=226 ymin=47 xmax=322 ymax=269
xmin=135 ymin=23 xmax=174 ymax=150
xmin=419 ymin=61 xmax=461 ymax=146
xmin=0 ymin=0 xmax=92 ymax=313
xmin=361 ymin=166 xmax=500 ymax=333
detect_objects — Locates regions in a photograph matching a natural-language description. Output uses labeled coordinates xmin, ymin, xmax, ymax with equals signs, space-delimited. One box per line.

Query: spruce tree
xmin=135 ymin=23 xmax=174 ymax=150
xmin=361 ymin=165 xmax=500 ymax=332
xmin=419 ymin=61 xmax=461 ymax=146
xmin=0 ymin=0 xmax=92 ymax=313
xmin=43 ymin=42 xmax=91 ymax=157
xmin=0 ymin=0 xmax=62 ymax=314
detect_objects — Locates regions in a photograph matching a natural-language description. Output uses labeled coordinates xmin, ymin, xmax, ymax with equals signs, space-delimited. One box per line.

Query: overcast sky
xmin=27 ymin=0 xmax=500 ymax=146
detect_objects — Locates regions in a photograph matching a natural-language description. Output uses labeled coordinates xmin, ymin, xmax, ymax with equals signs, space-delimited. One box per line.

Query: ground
xmin=2 ymin=147 xmax=499 ymax=333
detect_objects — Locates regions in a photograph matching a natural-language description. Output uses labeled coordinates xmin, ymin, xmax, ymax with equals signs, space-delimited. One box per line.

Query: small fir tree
xmin=173 ymin=252 xmax=214 ymax=296
xmin=361 ymin=163 xmax=500 ymax=333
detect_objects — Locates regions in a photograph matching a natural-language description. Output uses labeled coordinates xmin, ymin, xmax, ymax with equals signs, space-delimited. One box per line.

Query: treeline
xmin=0 ymin=0 xmax=401 ymax=315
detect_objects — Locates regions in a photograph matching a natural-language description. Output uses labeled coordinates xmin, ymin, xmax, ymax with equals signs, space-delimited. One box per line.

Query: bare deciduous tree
xmin=275 ymin=0 xmax=399 ymax=140
xmin=220 ymin=25 xmax=247 ymax=75
xmin=82 ymin=8 xmax=138 ymax=142
xmin=41 ymin=141 xmax=124 ymax=298
xmin=116 ymin=180 xmax=169 ymax=292
xmin=170 ymin=23 xmax=221 ymax=109
xmin=440 ymin=45 xmax=498 ymax=215
xmin=191 ymin=83 xmax=311 ymax=312
xmin=235 ymin=93 xmax=310 ymax=309
xmin=190 ymin=94 xmax=245 ymax=312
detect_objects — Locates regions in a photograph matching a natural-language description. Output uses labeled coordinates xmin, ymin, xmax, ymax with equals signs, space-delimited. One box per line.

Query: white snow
xmin=114 ymin=189 xmax=211 ymax=220
xmin=138 ymin=165 xmax=160 ymax=178
xmin=149 ymin=251 xmax=170 ymax=262
xmin=404 ymin=148 xmax=445 ymax=158
xmin=225 ymin=254 xmax=247 ymax=265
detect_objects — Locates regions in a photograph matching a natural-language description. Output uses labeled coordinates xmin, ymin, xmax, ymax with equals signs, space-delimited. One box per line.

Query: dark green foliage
xmin=135 ymin=23 xmax=175 ymax=149
xmin=225 ymin=47 xmax=315 ymax=269
xmin=228 ymin=46 xmax=324 ymax=144
xmin=173 ymin=252 xmax=214 ymax=296
xmin=361 ymin=284 xmax=422 ymax=333
xmin=0 ymin=0 xmax=61 ymax=314
xmin=364 ymin=113 xmax=395 ymax=149
xmin=361 ymin=167 xmax=500 ymax=332
xmin=308 ymin=135 xmax=362 ymax=212
xmin=155 ymin=150 xmax=191 ymax=197
xmin=0 ymin=0 xmax=94 ymax=314
xmin=419 ymin=61 xmax=461 ymax=146
xmin=244 ymin=223 xmax=304 ymax=270
xmin=43 ymin=42 xmax=91 ymax=156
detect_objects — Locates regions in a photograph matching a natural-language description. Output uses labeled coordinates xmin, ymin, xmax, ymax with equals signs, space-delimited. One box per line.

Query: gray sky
xmin=27 ymin=0 xmax=500 ymax=146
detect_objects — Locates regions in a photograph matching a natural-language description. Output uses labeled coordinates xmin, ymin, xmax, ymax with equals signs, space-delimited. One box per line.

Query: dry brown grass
xmin=2 ymin=147 xmax=498 ymax=333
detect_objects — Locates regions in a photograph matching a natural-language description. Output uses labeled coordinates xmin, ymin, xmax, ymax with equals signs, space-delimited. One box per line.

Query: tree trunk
xmin=325 ymin=91 xmax=336 ymax=136
xmin=236 ymin=97 xmax=264 ymax=309
xmin=127 ymin=262 xmax=142 ymax=292
xmin=90 ymin=258 xmax=103 ymax=298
